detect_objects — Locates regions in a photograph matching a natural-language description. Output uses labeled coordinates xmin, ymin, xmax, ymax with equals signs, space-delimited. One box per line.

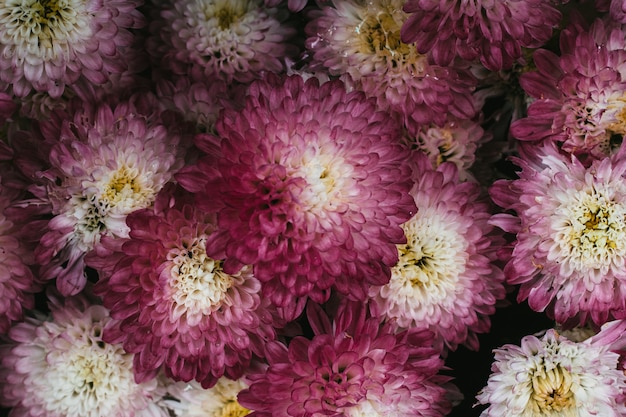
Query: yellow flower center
xmin=217 ymin=400 xmax=250 ymax=417
xmin=529 ymin=365 xmax=575 ymax=414
xmin=356 ymin=11 xmax=414 ymax=67
xmin=214 ymin=5 xmax=242 ymax=29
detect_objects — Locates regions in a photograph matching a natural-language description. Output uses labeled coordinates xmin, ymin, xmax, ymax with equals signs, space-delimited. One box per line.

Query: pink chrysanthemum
xmin=0 ymin=0 xmax=145 ymax=98
xmin=490 ymin=142 xmax=626 ymax=326
xmin=370 ymin=153 xmax=505 ymax=351
xmin=8 ymin=95 xmax=186 ymax=296
xmin=147 ymin=0 xmax=296 ymax=84
xmin=305 ymin=0 xmax=476 ymax=130
xmin=476 ymin=320 xmax=626 ymax=416
xmin=0 ymin=295 xmax=169 ymax=417
xmin=511 ymin=17 xmax=626 ymax=160
xmin=177 ymin=74 xmax=416 ymax=321
xmin=0 ymin=188 xmax=38 ymax=334
xmin=238 ymin=300 xmax=456 ymax=417
xmin=400 ymin=0 xmax=561 ymax=71
xmin=92 ymin=189 xmax=276 ymax=388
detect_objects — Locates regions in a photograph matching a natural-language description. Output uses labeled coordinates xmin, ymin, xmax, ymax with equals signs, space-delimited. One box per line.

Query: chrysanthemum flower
xmin=476 ymin=320 xmax=626 ymax=416
xmin=400 ymin=0 xmax=561 ymax=71
xmin=490 ymin=142 xmax=626 ymax=326
xmin=305 ymin=0 xmax=476 ymax=129
xmin=8 ymin=95 xmax=186 ymax=296
xmin=511 ymin=17 xmax=626 ymax=160
xmin=178 ymin=74 xmax=416 ymax=321
xmin=147 ymin=0 xmax=296 ymax=83
xmin=92 ymin=189 xmax=276 ymax=388
xmin=238 ymin=300 xmax=456 ymax=417
xmin=412 ymin=116 xmax=490 ymax=181
xmin=0 ymin=188 xmax=38 ymax=334
xmin=0 ymin=295 xmax=169 ymax=417
xmin=0 ymin=0 xmax=145 ymax=98
xmin=371 ymin=153 xmax=505 ymax=351
xmin=164 ymin=377 xmax=251 ymax=417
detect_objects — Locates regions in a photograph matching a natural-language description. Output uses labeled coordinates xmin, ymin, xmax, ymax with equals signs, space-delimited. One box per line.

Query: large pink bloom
xmin=401 ymin=0 xmax=561 ymax=71
xmin=491 ymin=142 xmax=626 ymax=326
xmin=0 ymin=0 xmax=145 ymax=98
xmin=238 ymin=300 xmax=456 ymax=417
xmin=92 ymin=187 xmax=277 ymax=388
xmin=178 ymin=74 xmax=416 ymax=320
xmin=511 ymin=17 xmax=626 ymax=160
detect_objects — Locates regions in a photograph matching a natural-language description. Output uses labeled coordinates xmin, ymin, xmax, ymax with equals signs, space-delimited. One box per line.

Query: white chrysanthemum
xmin=164 ymin=378 xmax=250 ymax=417
xmin=0 ymin=297 xmax=168 ymax=417
xmin=477 ymin=326 xmax=626 ymax=417
xmin=148 ymin=0 xmax=295 ymax=83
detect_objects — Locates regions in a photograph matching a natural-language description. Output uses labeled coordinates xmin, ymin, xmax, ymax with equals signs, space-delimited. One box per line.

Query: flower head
xmin=147 ymin=0 xmax=296 ymax=83
xmin=9 ymin=95 xmax=186 ymax=296
xmin=0 ymin=295 xmax=169 ymax=417
xmin=0 ymin=0 xmax=145 ymax=98
xmin=92 ymin=188 xmax=277 ymax=388
xmin=238 ymin=300 xmax=455 ymax=417
xmin=305 ymin=0 xmax=476 ymax=129
xmin=371 ymin=153 xmax=505 ymax=350
xmin=400 ymin=0 xmax=561 ymax=71
xmin=476 ymin=320 xmax=626 ymax=416
xmin=178 ymin=74 xmax=416 ymax=321
xmin=164 ymin=377 xmax=251 ymax=417
xmin=490 ymin=142 xmax=626 ymax=326
xmin=511 ymin=17 xmax=626 ymax=160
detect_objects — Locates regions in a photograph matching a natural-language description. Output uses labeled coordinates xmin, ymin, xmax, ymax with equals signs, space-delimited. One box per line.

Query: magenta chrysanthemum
xmin=0 ymin=0 xmax=145 ymax=98
xmin=477 ymin=320 xmax=626 ymax=416
xmin=92 ymin=190 xmax=276 ymax=388
xmin=305 ymin=0 xmax=476 ymax=129
xmin=0 ymin=295 xmax=169 ymax=417
xmin=178 ymin=74 xmax=416 ymax=320
xmin=490 ymin=142 xmax=626 ymax=326
xmin=511 ymin=17 xmax=626 ymax=160
xmin=238 ymin=300 xmax=455 ymax=417
xmin=8 ymin=95 xmax=186 ymax=296
xmin=147 ymin=0 xmax=295 ymax=83
xmin=371 ymin=153 xmax=505 ymax=351
xmin=400 ymin=0 xmax=561 ymax=71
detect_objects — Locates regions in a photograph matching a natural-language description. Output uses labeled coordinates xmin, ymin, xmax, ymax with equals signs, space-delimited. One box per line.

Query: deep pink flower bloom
xmin=6 ymin=95 xmax=186 ymax=296
xmin=0 ymin=0 xmax=145 ymax=98
xmin=490 ymin=142 xmax=626 ymax=326
xmin=401 ymin=0 xmax=561 ymax=71
xmin=511 ymin=17 xmax=626 ymax=160
xmin=92 ymin=188 xmax=277 ymax=388
xmin=239 ymin=300 xmax=456 ymax=417
xmin=371 ymin=152 xmax=505 ymax=351
xmin=178 ymin=74 xmax=416 ymax=321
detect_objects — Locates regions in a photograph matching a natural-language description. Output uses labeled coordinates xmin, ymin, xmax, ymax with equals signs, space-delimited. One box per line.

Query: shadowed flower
xmin=0 ymin=0 xmax=145 ymax=98
xmin=238 ymin=300 xmax=456 ymax=417
xmin=490 ymin=142 xmax=626 ymax=326
xmin=371 ymin=153 xmax=505 ymax=351
xmin=476 ymin=320 xmax=626 ymax=416
xmin=9 ymin=95 xmax=186 ymax=296
xmin=305 ymin=0 xmax=476 ymax=130
xmin=400 ymin=0 xmax=561 ymax=71
xmin=177 ymin=74 xmax=416 ymax=321
xmin=0 ymin=295 xmax=169 ymax=417
xmin=147 ymin=0 xmax=296 ymax=83
xmin=511 ymin=17 xmax=626 ymax=160
xmin=164 ymin=377 xmax=251 ymax=417
xmin=92 ymin=190 xmax=276 ymax=388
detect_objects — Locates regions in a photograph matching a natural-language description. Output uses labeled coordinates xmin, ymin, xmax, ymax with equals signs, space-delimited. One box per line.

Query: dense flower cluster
xmin=1 ymin=2 xmax=626 ymax=417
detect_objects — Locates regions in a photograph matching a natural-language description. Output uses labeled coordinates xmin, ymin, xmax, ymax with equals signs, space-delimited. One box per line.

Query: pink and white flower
xmin=178 ymin=74 xmax=416 ymax=321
